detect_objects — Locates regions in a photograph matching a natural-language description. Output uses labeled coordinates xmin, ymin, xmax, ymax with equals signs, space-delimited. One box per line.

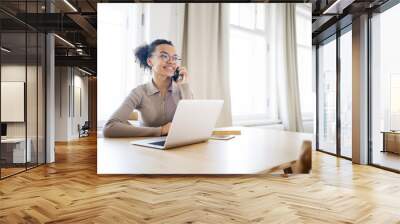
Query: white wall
xmin=55 ymin=67 xmax=89 ymax=141
xmin=1 ymin=65 xmax=41 ymax=137
xmin=1 ymin=82 xmax=24 ymax=122
xmin=145 ymin=3 xmax=185 ymax=55
xmin=1 ymin=64 xmax=46 ymax=163
xmin=72 ymin=74 xmax=89 ymax=138
xmin=303 ymin=120 xmax=314 ymax=133
xmin=1 ymin=66 xmax=26 ymax=130
xmin=55 ymin=67 xmax=69 ymax=141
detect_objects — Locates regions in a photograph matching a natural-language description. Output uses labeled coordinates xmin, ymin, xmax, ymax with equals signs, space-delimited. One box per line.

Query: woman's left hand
xmin=176 ymin=66 xmax=189 ymax=84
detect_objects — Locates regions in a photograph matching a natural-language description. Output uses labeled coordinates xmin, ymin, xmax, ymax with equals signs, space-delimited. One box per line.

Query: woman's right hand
xmin=161 ymin=122 xmax=171 ymax=136
xmin=175 ymin=66 xmax=189 ymax=85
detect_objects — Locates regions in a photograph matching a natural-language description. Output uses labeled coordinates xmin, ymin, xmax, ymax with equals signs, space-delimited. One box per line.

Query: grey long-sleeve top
xmin=103 ymin=80 xmax=193 ymax=137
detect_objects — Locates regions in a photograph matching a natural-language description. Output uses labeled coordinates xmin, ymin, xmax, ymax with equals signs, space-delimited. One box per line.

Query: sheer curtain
xmin=97 ymin=4 xmax=145 ymax=128
xmin=181 ymin=3 xmax=232 ymax=127
xmin=267 ymin=4 xmax=304 ymax=132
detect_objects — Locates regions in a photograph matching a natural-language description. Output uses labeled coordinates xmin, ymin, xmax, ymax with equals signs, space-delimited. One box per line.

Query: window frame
xmin=229 ymin=4 xmax=279 ymax=125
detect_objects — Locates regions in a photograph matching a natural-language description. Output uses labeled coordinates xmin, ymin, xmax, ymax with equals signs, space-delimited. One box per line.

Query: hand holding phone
xmin=172 ymin=67 xmax=181 ymax=82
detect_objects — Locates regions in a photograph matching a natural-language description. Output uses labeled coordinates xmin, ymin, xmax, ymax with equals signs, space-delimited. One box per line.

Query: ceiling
xmin=0 ymin=0 xmax=98 ymax=74
xmin=311 ymin=0 xmax=392 ymax=44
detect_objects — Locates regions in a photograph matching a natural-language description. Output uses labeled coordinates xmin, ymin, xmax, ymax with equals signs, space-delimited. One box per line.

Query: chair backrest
xmin=128 ymin=111 xmax=139 ymax=121
xmin=82 ymin=121 xmax=90 ymax=129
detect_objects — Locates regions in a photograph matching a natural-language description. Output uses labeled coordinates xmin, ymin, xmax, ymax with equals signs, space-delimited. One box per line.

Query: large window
xmin=97 ymin=4 xmax=145 ymax=127
xmin=97 ymin=3 xmax=182 ymax=128
xmin=316 ymin=27 xmax=352 ymax=158
xmin=317 ymin=37 xmax=337 ymax=154
xmin=340 ymin=29 xmax=352 ymax=158
xmin=229 ymin=4 xmax=313 ymax=127
xmin=296 ymin=4 xmax=314 ymax=121
xmin=229 ymin=4 xmax=277 ymax=124
xmin=371 ymin=3 xmax=400 ymax=171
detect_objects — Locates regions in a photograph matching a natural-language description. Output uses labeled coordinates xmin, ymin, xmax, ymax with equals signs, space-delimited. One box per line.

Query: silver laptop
xmin=131 ymin=100 xmax=223 ymax=149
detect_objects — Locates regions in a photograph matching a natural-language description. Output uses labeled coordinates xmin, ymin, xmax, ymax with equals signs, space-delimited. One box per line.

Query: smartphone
xmin=172 ymin=67 xmax=181 ymax=82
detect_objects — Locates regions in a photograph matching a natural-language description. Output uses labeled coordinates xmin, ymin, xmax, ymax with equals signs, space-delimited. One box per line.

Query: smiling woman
xmin=102 ymin=39 xmax=193 ymax=138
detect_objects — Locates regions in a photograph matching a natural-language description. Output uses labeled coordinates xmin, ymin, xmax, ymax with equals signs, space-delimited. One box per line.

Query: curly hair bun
xmin=134 ymin=39 xmax=174 ymax=71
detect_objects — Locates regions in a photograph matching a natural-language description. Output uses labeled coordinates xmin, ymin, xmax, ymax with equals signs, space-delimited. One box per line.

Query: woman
xmin=103 ymin=39 xmax=193 ymax=137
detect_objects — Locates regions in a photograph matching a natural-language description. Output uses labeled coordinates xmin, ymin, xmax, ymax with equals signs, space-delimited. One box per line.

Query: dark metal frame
xmin=0 ymin=0 xmax=47 ymax=180
xmin=315 ymin=23 xmax=353 ymax=162
xmin=367 ymin=10 xmax=373 ymax=166
xmin=315 ymin=44 xmax=319 ymax=151
xmin=36 ymin=1 xmax=39 ymax=168
xmin=44 ymin=0 xmax=47 ymax=166
xmin=336 ymin=27 xmax=341 ymax=157
xmin=25 ymin=1 xmax=28 ymax=172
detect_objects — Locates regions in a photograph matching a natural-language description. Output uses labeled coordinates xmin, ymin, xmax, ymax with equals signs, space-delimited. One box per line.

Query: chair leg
xmin=283 ymin=167 xmax=293 ymax=174
xmin=294 ymin=141 xmax=312 ymax=174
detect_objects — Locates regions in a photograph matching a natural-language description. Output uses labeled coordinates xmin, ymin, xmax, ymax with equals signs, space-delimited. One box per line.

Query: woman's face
xmin=147 ymin=44 xmax=179 ymax=78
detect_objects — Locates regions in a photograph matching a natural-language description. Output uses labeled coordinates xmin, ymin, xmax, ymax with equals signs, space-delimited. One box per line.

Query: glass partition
xmin=27 ymin=31 xmax=38 ymax=169
xmin=1 ymin=31 xmax=28 ymax=177
xmin=0 ymin=1 xmax=46 ymax=179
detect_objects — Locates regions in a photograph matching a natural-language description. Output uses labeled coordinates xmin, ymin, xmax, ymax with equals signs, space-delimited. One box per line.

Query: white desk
xmin=1 ymin=138 xmax=31 ymax=163
xmin=97 ymin=127 xmax=313 ymax=175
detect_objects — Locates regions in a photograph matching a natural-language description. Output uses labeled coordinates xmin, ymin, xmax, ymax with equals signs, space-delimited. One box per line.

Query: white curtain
xmin=268 ymin=4 xmax=304 ymax=132
xmin=181 ymin=3 xmax=232 ymax=127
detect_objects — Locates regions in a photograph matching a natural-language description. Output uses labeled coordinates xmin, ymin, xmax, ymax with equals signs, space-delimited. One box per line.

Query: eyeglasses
xmin=152 ymin=53 xmax=182 ymax=63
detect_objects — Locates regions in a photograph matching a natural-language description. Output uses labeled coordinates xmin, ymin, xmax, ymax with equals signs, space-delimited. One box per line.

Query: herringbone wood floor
xmin=1 ymin=135 xmax=400 ymax=224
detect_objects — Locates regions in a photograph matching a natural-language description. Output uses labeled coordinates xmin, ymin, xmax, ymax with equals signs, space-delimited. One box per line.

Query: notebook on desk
xmin=212 ymin=129 xmax=241 ymax=136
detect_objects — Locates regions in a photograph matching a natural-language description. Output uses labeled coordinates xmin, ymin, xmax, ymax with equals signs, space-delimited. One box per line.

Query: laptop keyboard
xmin=149 ymin=140 xmax=166 ymax=146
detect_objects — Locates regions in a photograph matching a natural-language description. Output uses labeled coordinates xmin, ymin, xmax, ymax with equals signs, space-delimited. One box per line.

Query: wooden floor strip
xmin=0 ymin=135 xmax=400 ymax=223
